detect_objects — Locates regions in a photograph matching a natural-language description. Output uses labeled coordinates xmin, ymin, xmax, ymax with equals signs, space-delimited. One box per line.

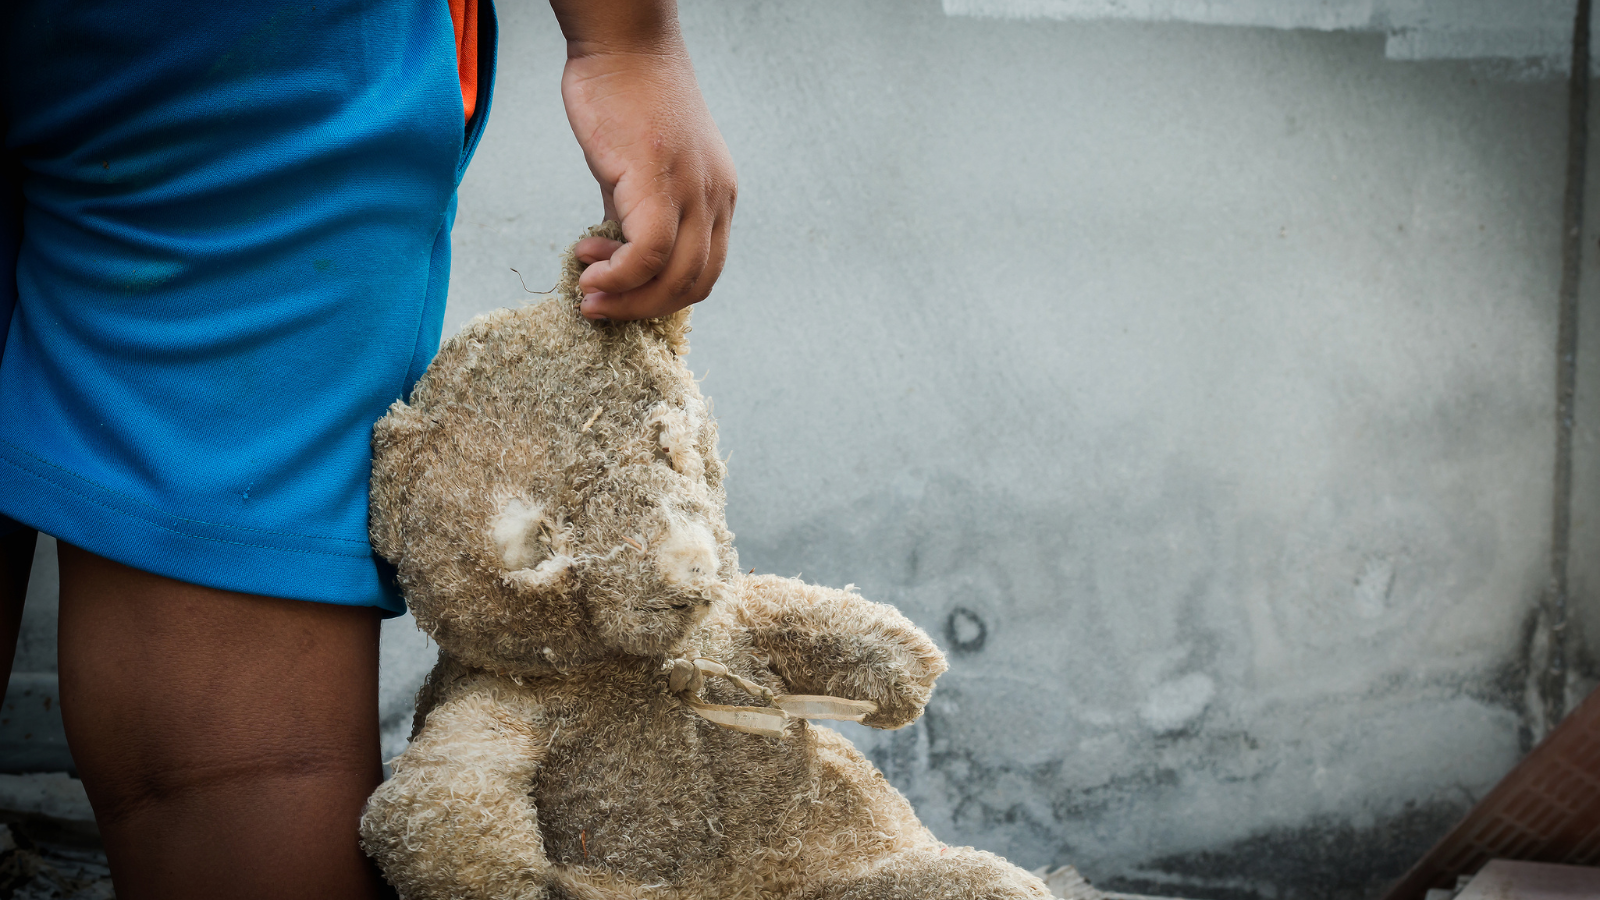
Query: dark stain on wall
xmin=1494 ymin=598 xmax=1600 ymax=755
xmin=731 ymin=471 xmax=1543 ymax=899
xmin=1102 ymin=798 xmax=1467 ymax=900
xmin=851 ymin=688 xmax=1474 ymax=899
xmin=944 ymin=607 xmax=988 ymax=654
xmin=865 ymin=696 xmax=1470 ymax=900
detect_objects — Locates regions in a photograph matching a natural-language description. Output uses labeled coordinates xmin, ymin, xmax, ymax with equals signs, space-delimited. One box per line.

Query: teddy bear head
xmin=368 ymin=228 xmax=736 ymax=675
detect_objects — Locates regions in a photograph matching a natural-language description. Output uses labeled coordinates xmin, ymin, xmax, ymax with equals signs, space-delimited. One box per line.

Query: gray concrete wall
xmin=433 ymin=3 xmax=1583 ymax=897
xmin=5 ymin=3 xmax=1595 ymax=899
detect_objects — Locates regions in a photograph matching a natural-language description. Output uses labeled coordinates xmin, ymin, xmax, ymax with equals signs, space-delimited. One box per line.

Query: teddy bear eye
xmin=490 ymin=497 xmax=553 ymax=571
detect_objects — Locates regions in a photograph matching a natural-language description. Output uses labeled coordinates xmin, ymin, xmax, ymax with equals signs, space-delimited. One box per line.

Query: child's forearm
xmin=546 ymin=0 xmax=737 ymax=323
xmin=548 ymin=0 xmax=685 ymax=59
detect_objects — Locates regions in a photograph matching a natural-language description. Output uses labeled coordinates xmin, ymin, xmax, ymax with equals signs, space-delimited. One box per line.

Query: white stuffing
xmin=490 ymin=497 xmax=549 ymax=571
xmin=654 ymin=515 xmax=719 ymax=585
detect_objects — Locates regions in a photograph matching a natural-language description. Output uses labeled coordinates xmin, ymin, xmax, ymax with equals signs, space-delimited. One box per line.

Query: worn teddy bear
xmin=360 ymin=225 xmax=1054 ymax=900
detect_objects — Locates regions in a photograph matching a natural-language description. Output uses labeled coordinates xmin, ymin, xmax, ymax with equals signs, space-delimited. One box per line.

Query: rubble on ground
xmin=0 ymin=773 xmax=110 ymax=899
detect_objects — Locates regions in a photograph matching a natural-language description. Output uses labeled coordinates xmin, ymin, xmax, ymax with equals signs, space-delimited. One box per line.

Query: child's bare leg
xmin=0 ymin=528 xmax=36 ymax=700
xmin=56 ymin=542 xmax=392 ymax=900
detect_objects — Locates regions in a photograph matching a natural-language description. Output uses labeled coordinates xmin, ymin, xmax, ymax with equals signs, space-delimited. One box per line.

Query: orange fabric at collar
xmin=449 ymin=0 xmax=479 ymax=122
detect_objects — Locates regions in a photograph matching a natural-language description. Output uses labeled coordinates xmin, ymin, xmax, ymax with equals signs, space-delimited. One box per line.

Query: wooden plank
xmin=1383 ymin=688 xmax=1600 ymax=900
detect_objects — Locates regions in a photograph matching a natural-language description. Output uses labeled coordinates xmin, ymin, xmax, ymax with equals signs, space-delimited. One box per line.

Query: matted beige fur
xmin=360 ymin=224 xmax=1055 ymax=900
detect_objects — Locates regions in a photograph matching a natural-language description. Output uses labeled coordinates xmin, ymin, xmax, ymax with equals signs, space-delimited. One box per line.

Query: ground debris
xmin=0 ymin=823 xmax=112 ymax=900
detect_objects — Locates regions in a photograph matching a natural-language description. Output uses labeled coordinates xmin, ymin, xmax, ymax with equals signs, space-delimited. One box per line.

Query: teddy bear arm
xmin=734 ymin=574 xmax=949 ymax=729
xmin=361 ymin=688 xmax=554 ymax=900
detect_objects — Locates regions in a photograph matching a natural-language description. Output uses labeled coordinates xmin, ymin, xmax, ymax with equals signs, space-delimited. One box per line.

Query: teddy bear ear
xmin=368 ymin=400 xmax=431 ymax=562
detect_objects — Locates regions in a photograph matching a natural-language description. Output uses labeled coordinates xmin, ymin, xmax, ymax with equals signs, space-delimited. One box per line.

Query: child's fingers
xmin=578 ymin=195 xmax=679 ymax=296
xmin=580 ymin=207 xmax=719 ymax=321
xmin=639 ymin=212 xmax=727 ymax=320
xmin=574 ymin=236 xmax=623 ymax=266
xmin=650 ymin=208 xmax=714 ymax=302
xmin=692 ymin=210 xmax=730 ymax=303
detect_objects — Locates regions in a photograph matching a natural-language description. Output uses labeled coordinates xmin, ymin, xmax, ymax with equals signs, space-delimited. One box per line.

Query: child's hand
xmin=554 ymin=2 xmax=736 ymax=322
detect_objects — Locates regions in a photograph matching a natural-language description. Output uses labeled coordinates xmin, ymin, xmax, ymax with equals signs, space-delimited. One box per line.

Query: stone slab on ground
xmin=1454 ymin=860 xmax=1600 ymax=900
xmin=0 ymin=823 xmax=113 ymax=900
xmin=0 ymin=773 xmax=109 ymax=898
xmin=0 ymin=773 xmax=96 ymax=844
xmin=0 ymin=675 xmax=70 ymax=775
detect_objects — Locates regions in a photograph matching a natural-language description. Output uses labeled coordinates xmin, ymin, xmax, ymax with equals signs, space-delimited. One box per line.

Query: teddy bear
xmin=359 ymin=224 xmax=1056 ymax=900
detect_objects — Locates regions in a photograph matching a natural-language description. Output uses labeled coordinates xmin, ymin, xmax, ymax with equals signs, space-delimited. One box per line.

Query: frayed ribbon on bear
xmin=665 ymin=656 xmax=877 ymax=738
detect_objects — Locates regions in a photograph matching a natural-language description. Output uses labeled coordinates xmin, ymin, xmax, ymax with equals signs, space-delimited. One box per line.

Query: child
xmin=0 ymin=1 xmax=735 ymax=896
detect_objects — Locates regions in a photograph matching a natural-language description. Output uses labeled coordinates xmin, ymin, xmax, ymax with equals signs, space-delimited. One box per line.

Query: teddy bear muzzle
xmin=586 ymin=579 xmax=722 ymax=657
